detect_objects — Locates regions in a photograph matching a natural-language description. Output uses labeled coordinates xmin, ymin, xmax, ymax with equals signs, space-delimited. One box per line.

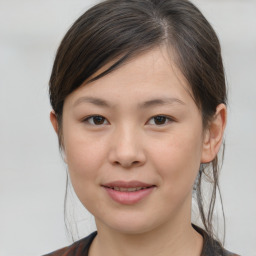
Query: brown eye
xmin=84 ymin=115 xmax=108 ymax=125
xmin=154 ymin=116 xmax=167 ymax=125
xmin=148 ymin=115 xmax=172 ymax=126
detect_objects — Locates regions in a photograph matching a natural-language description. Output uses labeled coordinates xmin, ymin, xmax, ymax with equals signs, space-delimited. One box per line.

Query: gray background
xmin=0 ymin=0 xmax=255 ymax=255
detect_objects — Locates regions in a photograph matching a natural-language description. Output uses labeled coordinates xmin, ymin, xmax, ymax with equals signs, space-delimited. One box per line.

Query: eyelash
xmin=83 ymin=115 xmax=174 ymax=126
xmin=83 ymin=115 xmax=109 ymax=126
xmin=147 ymin=115 xmax=174 ymax=126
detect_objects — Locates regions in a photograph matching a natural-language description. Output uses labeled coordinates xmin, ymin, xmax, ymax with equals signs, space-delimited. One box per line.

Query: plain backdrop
xmin=0 ymin=0 xmax=255 ymax=256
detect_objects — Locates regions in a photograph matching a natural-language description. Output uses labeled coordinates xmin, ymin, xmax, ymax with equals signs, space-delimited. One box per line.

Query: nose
xmin=108 ymin=126 xmax=146 ymax=169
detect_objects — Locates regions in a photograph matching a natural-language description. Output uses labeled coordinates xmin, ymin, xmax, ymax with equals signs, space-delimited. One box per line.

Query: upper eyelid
xmin=149 ymin=115 xmax=174 ymax=120
xmin=146 ymin=115 xmax=174 ymax=125
xmin=83 ymin=115 xmax=109 ymax=125
xmin=82 ymin=114 xmax=174 ymax=125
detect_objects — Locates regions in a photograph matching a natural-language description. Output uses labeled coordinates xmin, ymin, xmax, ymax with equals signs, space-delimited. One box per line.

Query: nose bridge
xmin=109 ymin=123 xmax=145 ymax=168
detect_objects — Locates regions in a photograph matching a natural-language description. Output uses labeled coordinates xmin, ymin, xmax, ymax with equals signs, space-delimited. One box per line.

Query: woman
xmin=45 ymin=0 xmax=238 ymax=255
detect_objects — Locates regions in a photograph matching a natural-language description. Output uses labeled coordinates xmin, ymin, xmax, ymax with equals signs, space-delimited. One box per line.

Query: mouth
xmin=102 ymin=181 xmax=156 ymax=205
xmin=102 ymin=180 xmax=156 ymax=191
xmin=103 ymin=186 xmax=155 ymax=192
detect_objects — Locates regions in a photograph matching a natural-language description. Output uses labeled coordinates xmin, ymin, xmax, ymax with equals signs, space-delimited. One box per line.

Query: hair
xmin=49 ymin=0 xmax=227 ymax=249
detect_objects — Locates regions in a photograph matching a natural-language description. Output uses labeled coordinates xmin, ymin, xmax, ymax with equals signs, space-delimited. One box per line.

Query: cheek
xmin=63 ymin=133 xmax=108 ymax=210
xmin=63 ymin=128 xmax=108 ymax=186
xmin=150 ymin=129 xmax=203 ymax=194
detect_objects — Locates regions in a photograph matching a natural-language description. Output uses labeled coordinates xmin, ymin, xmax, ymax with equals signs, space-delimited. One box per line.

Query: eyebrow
xmin=73 ymin=96 xmax=111 ymax=108
xmin=73 ymin=96 xmax=185 ymax=108
xmin=139 ymin=97 xmax=186 ymax=108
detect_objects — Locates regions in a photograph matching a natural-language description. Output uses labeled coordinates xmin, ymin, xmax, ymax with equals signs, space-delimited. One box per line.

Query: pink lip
xmin=103 ymin=180 xmax=154 ymax=188
xmin=102 ymin=180 xmax=156 ymax=205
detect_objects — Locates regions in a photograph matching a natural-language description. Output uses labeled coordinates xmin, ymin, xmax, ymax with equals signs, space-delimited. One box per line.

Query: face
xmin=59 ymin=47 xmax=210 ymax=235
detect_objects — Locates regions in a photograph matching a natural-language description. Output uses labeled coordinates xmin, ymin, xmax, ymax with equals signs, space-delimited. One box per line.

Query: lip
xmin=102 ymin=180 xmax=156 ymax=205
xmin=103 ymin=180 xmax=154 ymax=188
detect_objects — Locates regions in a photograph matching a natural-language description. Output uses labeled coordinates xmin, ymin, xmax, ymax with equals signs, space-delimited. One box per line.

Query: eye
xmin=147 ymin=115 xmax=173 ymax=126
xmin=83 ymin=115 xmax=108 ymax=126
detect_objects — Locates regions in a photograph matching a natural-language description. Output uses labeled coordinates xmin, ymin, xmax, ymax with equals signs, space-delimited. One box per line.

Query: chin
xmin=109 ymin=223 xmax=156 ymax=235
xmin=95 ymin=210 xmax=166 ymax=235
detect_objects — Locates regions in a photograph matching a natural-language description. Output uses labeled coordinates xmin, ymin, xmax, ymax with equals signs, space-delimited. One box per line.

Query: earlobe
xmin=50 ymin=110 xmax=58 ymax=134
xmin=201 ymin=104 xmax=227 ymax=163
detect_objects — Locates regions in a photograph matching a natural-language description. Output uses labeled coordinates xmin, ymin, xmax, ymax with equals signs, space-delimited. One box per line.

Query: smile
xmin=102 ymin=181 xmax=156 ymax=205
xmin=107 ymin=186 xmax=152 ymax=192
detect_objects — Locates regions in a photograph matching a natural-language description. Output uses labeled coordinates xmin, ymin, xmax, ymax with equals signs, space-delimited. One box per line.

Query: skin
xmin=50 ymin=46 xmax=226 ymax=256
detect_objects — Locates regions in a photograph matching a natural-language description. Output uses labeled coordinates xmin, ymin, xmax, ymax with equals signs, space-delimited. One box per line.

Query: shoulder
xmin=192 ymin=225 xmax=240 ymax=256
xmin=222 ymin=248 xmax=240 ymax=256
xmin=42 ymin=231 xmax=97 ymax=256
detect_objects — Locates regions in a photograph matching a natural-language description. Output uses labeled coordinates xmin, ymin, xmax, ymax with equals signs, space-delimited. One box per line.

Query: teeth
xmin=112 ymin=187 xmax=146 ymax=192
xmin=127 ymin=187 xmax=138 ymax=192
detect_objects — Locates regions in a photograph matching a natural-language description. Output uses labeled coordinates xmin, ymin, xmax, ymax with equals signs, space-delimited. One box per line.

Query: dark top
xmin=43 ymin=225 xmax=239 ymax=256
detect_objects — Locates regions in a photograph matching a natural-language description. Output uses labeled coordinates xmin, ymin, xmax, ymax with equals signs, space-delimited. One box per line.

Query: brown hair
xmin=49 ymin=0 xmax=227 ymax=247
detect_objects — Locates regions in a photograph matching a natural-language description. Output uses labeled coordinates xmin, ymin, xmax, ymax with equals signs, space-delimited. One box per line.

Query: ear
xmin=50 ymin=111 xmax=67 ymax=163
xmin=50 ymin=110 xmax=58 ymax=134
xmin=201 ymin=104 xmax=227 ymax=163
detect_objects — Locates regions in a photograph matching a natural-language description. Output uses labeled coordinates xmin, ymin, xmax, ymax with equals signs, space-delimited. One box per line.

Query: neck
xmin=89 ymin=209 xmax=203 ymax=256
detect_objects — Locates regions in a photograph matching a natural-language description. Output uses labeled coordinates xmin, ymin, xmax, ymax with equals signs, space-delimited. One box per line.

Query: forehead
xmin=64 ymin=46 xmax=194 ymax=109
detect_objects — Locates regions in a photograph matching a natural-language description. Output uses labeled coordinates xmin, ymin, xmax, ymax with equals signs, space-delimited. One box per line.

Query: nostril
xmin=108 ymin=146 xmax=146 ymax=168
xmin=113 ymin=160 xmax=141 ymax=168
